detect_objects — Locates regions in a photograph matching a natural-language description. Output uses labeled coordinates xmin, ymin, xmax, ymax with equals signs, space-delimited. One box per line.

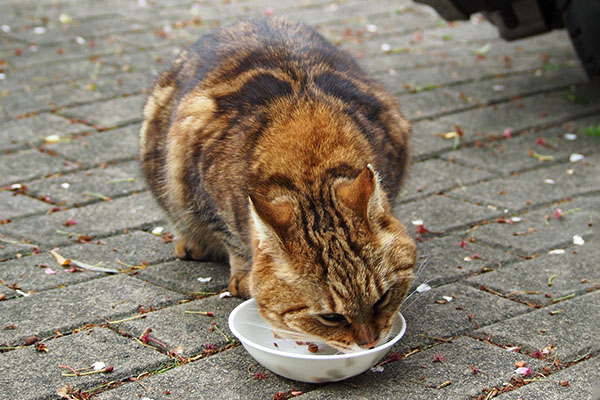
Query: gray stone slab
xmin=0 ymin=112 xmax=90 ymax=152
xmin=435 ymin=89 xmax=600 ymax=143
xmin=0 ymin=230 xmax=39 ymax=261
xmin=495 ymin=357 xmax=600 ymax=400
xmin=400 ymin=158 xmax=494 ymax=203
xmin=397 ymin=88 xmax=465 ymax=121
xmin=1 ymin=58 xmax=120 ymax=92
xmin=57 ymin=94 xmax=146 ymax=128
xmin=3 ymin=191 xmax=164 ymax=246
xmin=0 ymin=81 xmax=107 ymax=118
xmin=473 ymin=291 xmax=600 ymax=362
xmin=0 ymin=273 xmax=184 ymax=347
xmin=412 ymin=234 xmax=516 ymax=289
xmin=394 ymin=194 xmax=502 ymax=234
xmin=441 ymin=115 xmax=600 ymax=176
xmin=0 ymin=230 xmax=174 ymax=296
xmin=0 ymin=191 xmax=51 ymax=220
xmin=444 ymin=67 xmax=588 ymax=107
xmin=410 ymin=118 xmax=463 ymax=159
xmin=114 ymin=295 xmax=244 ymax=357
xmin=468 ymin=242 xmax=599 ymax=307
xmin=0 ymin=148 xmax=78 ymax=187
xmin=447 ymin=153 xmax=600 ymax=211
xmin=135 ymin=259 xmax=231 ymax=297
xmin=469 ymin=196 xmax=598 ymax=257
xmin=399 ymin=282 xmax=529 ymax=351
xmin=43 ymin=124 xmax=141 ymax=166
xmin=6 ymin=14 xmax=146 ymax=45
xmin=297 ymin=336 xmax=543 ymax=400
xmin=96 ymin=346 xmax=316 ymax=400
xmin=23 ymin=160 xmax=146 ymax=206
xmin=0 ymin=327 xmax=169 ymax=400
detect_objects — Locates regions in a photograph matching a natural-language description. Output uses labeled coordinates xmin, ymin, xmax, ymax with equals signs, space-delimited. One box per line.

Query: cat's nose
xmin=357 ymin=329 xmax=379 ymax=349
xmin=358 ymin=338 xmax=379 ymax=349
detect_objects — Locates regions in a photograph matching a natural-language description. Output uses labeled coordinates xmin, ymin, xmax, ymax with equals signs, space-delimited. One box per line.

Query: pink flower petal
xmin=515 ymin=366 xmax=530 ymax=376
xmin=44 ymin=267 xmax=57 ymax=275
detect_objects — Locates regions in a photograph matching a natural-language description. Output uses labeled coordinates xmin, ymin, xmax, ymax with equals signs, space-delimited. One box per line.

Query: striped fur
xmin=140 ymin=17 xmax=415 ymax=352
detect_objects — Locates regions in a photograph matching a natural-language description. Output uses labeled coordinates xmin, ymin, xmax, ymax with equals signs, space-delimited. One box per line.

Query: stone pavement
xmin=0 ymin=0 xmax=598 ymax=399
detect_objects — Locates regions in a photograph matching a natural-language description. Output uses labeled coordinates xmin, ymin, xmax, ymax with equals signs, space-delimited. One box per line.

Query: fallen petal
xmin=92 ymin=361 xmax=106 ymax=371
xmin=411 ymin=219 xmax=424 ymax=226
xmin=197 ymin=277 xmax=212 ymax=283
xmin=569 ymin=153 xmax=584 ymax=163
xmin=151 ymin=226 xmax=164 ymax=236
xmin=548 ymin=249 xmax=565 ymax=255
xmin=514 ymin=366 xmax=530 ymax=376
xmin=442 ymin=295 xmax=453 ymax=302
xmin=219 ymin=291 xmax=232 ymax=299
xmin=573 ymin=235 xmax=584 ymax=246
xmin=564 ymin=133 xmax=577 ymax=141
xmin=370 ymin=365 xmax=385 ymax=373
xmin=416 ymin=283 xmax=431 ymax=293
xmin=44 ymin=268 xmax=57 ymax=275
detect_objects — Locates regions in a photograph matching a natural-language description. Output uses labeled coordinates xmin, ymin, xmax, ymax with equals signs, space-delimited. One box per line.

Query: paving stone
xmin=0 ymin=231 xmax=174 ymax=296
xmin=57 ymin=94 xmax=146 ymax=128
xmin=0 ymin=327 xmax=169 ymax=400
xmin=412 ymin=234 xmax=516 ymax=289
xmin=297 ymin=336 xmax=542 ymax=400
xmin=397 ymin=88 xmax=465 ymax=120
xmin=0 ymin=81 xmax=107 ymax=118
xmin=23 ymin=160 xmax=146 ymax=206
xmin=400 ymin=158 xmax=494 ymax=203
xmin=43 ymin=124 xmax=141 ymax=166
xmin=441 ymin=115 xmax=600 ymax=176
xmin=5 ymin=14 xmax=147 ymax=45
xmin=398 ymin=282 xmax=529 ymax=352
xmin=0 ymin=191 xmax=51 ymax=220
xmin=1 ymin=58 xmax=120 ymax=92
xmin=135 ymin=259 xmax=231 ymax=296
xmin=469 ymin=196 xmax=597 ymax=257
xmin=447 ymin=154 xmax=600 ymax=211
xmin=468 ymin=242 xmax=599 ymax=307
xmin=435 ymin=89 xmax=600 ymax=142
xmin=4 ymin=37 xmax=130 ymax=70
xmin=0 ymin=273 xmax=184 ymax=347
xmin=0 ymin=112 xmax=90 ymax=152
xmin=96 ymin=346 xmax=315 ymax=400
xmin=473 ymin=291 xmax=600 ymax=362
xmin=410 ymin=118 xmax=462 ymax=159
xmin=444 ymin=67 xmax=588 ymax=106
xmin=0 ymin=230 xmax=39 ymax=261
xmin=2 ymin=191 xmax=164 ymax=247
xmin=114 ymin=295 xmax=244 ymax=358
xmin=394 ymin=194 xmax=501 ymax=234
xmin=0 ymin=148 xmax=77 ymax=187
xmin=495 ymin=356 xmax=600 ymax=400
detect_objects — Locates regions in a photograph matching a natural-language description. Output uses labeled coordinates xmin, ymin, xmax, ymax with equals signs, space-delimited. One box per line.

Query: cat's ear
xmin=336 ymin=164 xmax=384 ymax=220
xmin=249 ymin=194 xmax=294 ymax=242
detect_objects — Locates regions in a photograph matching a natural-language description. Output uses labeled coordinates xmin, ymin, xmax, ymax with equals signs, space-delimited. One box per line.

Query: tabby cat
xmin=140 ymin=17 xmax=416 ymax=352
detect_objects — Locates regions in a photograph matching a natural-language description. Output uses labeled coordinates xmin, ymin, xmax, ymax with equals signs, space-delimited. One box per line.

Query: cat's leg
xmin=173 ymin=224 xmax=227 ymax=261
xmin=228 ymin=253 xmax=252 ymax=298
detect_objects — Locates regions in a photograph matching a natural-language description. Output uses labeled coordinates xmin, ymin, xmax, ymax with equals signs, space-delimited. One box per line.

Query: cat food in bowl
xmin=228 ymin=298 xmax=406 ymax=383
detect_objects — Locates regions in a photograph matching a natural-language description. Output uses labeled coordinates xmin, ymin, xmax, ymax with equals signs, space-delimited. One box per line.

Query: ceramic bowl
xmin=228 ymin=298 xmax=406 ymax=383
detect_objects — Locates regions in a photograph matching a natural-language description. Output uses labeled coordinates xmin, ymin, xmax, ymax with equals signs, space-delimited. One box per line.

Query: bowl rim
xmin=228 ymin=298 xmax=406 ymax=360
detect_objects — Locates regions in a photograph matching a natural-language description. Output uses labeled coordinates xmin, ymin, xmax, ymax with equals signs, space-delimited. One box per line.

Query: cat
xmin=140 ymin=17 xmax=416 ymax=352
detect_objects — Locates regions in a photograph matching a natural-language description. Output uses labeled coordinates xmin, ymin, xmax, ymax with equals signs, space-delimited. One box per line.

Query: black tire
xmin=557 ymin=0 xmax=600 ymax=79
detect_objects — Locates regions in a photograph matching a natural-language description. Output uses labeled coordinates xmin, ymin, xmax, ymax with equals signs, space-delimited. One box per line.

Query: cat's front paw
xmin=228 ymin=272 xmax=251 ymax=298
xmin=174 ymin=236 xmax=206 ymax=260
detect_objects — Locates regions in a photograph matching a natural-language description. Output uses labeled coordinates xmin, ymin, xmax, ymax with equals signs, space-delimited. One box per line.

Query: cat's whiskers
xmin=400 ymin=277 xmax=437 ymax=312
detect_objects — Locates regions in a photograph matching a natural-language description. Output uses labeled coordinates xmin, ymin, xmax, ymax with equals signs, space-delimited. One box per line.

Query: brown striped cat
xmin=140 ymin=17 xmax=416 ymax=352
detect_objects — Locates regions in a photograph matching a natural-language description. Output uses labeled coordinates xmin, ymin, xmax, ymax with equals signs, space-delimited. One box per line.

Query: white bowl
xmin=228 ymin=298 xmax=406 ymax=383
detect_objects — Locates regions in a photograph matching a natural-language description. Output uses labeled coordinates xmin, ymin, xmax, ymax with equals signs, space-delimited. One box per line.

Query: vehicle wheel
xmin=557 ymin=0 xmax=600 ymax=79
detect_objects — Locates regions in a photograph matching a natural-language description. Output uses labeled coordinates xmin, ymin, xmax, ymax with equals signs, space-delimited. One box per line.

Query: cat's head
xmin=248 ymin=165 xmax=415 ymax=353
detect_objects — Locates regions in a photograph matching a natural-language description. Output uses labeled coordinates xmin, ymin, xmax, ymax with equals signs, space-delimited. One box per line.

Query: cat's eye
xmin=374 ymin=289 xmax=392 ymax=311
xmin=316 ymin=313 xmax=349 ymax=327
